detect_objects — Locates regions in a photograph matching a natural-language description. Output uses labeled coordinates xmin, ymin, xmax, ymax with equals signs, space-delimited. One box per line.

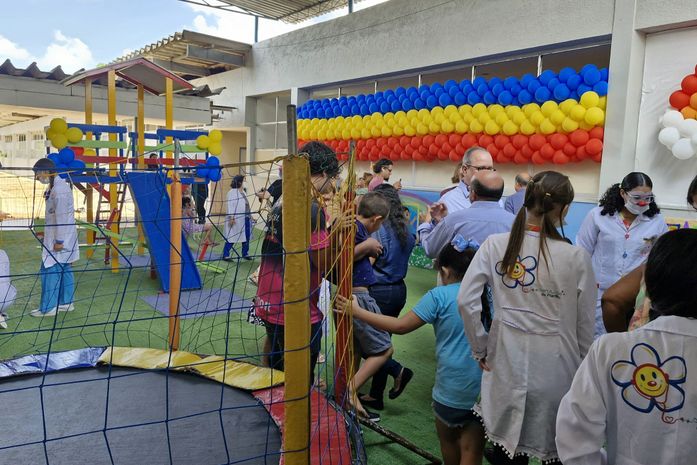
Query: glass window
xmin=420 ymin=66 xmax=472 ymax=86
xmin=17 ymin=134 xmax=26 ymax=142
xmin=3 ymin=136 xmax=11 ymax=143
xmin=476 ymin=56 xmax=538 ymax=80
xmin=340 ymin=82 xmax=376 ymax=97
xmin=310 ymin=87 xmax=339 ymax=101
xmin=542 ymin=45 xmax=611 ymax=73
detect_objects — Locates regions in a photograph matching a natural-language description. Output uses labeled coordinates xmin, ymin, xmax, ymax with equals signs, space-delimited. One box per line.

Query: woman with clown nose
xmin=577 ymin=172 xmax=668 ymax=338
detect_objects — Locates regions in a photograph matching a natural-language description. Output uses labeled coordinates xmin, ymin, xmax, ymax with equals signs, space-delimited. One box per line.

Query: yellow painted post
xmin=136 ymin=84 xmax=146 ymax=256
xmin=85 ymin=78 xmax=95 ymax=259
xmin=108 ymin=70 xmax=119 ymax=272
xmin=165 ymin=78 xmax=173 ymax=159
xmin=169 ymin=170 xmax=182 ymax=350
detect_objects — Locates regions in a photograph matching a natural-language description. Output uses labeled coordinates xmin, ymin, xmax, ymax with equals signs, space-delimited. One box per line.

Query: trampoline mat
xmin=0 ymin=367 xmax=281 ymax=465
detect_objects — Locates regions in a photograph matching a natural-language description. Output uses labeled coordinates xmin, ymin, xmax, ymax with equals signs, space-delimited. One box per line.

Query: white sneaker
xmin=58 ymin=303 xmax=74 ymax=312
xmin=0 ymin=314 xmax=7 ymax=329
xmin=30 ymin=308 xmax=57 ymax=317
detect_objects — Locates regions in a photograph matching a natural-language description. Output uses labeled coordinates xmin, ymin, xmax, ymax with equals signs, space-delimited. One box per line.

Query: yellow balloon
xmin=441 ymin=120 xmax=454 ymax=133
xmin=599 ymin=96 xmax=607 ymax=110
xmin=422 ymin=114 xmax=433 ymax=125
xmin=502 ymin=120 xmax=518 ymax=136
xmin=52 ymin=134 xmax=68 ymax=149
xmin=458 ymin=105 xmax=473 ymax=116
xmin=432 ymin=106 xmax=444 ymax=115
xmin=383 ymin=112 xmax=394 ymax=120
xmin=317 ymin=129 xmax=327 ymax=140
xmin=569 ymin=105 xmax=586 ymax=122
xmin=335 ymin=116 xmax=345 ymax=124
xmin=478 ymin=112 xmax=491 ymax=124
xmin=584 ymin=107 xmax=605 ymax=125
xmin=46 ymin=128 xmax=56 ymax=141
xmin=404 ymin=125 xmax=416 ymax=136
xmin=488 ymin=104 xmax=504 ymax=117
xmin=418 ymin=108 xmax=430 ymax=120
xmin=393 ymin=125 xmax=404 ymax=136
xmin=394 ymin=111 xmax=406 ymax=120
xmin=520 ymin=121 xmax=536 ymax=135
xmin=443 ymin=105 xmax=458 ymax=117
xmin=540 ymin=101 xmax=558 ymax=117
xmin=559 ymin=99 xmax=577 ymax=114
xmin=469 ymin=120 xmax=484 ymax=133
xmin=579 ymin=121 xmax=594 ymax=131
xmin=208 ymin=142 xmax=222 ymax=155
xmin=309 ymin=129 xmax=318 ymax=139
xmin=370 ymin=127 xmax=381 ymax=138
xmin=84 ymin=149 xmax=96 ymax=156
xmin=196 ymin=135 xmax=210 ymax=149
xmin=512 ymin=112 xmax=527 ymax=125
xmin=351 ymin=128 xmax=361 ymax=139
xmin=462 ymin=114 xmax=474 ymax=124
xmin=561 ymin=117 xmax=579 ymax=133
xmin=434 ymin=113 xmax=446 ymax=124
xmin=580 ymin=91 xmax=600 ymax=109
xmin=539 ymin=119 xmax=556 ymax=135
xmin=530 ymin=111 xmax=545 ymax=126
xmin=550 ymin=110 xmax=566 ymax=126
xmin=352 ymin=115 xmax=362 ymax=124
xmin=449 ymin=112 xmax=462 ymax=124
xmin=361 ymin=128 xmax=371 ymax=139
xmin=416 ymin=123 xmax=429 ymax=136
xmin=341 ymin=129 xmax=351 ymax=139
xmin=209 ymin=129 xmax=223 ymax=142
xmin=472 ymin=103 xmax=487 ymax=117
xmin=455 ymin=120 xmax=468 ymax=134
xmin=428 ymin=121 xmax=441 ymax=134
xmin=484 ymin=120 xmax=500 ymax=135
xmin=495 ymin=112 xmax=509 ymax=126
xmin=381 ymin=126 xmax=392 ymax=137
xmin=50 ymin=118 xmax=68 ymax=134
xmin=406 ymin=109 xmax=419 ymax=119
xmin=523 ymin=103 xmax=540 ymax=117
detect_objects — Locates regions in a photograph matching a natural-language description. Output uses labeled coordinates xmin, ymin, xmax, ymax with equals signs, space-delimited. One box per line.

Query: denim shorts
xmin=432 ymin=400 xmax=480 ymax=429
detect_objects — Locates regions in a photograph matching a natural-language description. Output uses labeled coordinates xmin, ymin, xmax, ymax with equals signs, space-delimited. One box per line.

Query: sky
xmin=0 ymin=0 xmax=388 ymax=73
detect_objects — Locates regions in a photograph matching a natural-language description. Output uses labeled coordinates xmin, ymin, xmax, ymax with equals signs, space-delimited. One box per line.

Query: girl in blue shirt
xmin=337 ymin=235 xmax=486 ymax=465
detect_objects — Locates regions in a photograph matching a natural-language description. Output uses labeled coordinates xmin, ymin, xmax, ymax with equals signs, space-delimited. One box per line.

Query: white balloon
xmin=678 ymin=118 xmax=697 ymax=137
xmin=658 ymin=126 xmax=680 ymax=147
xmin=672 ymin=138 xmax=695 ymax=160
xmin=662 ymin=109 xmax=684 ymax=128
xmin=691 ymin=132 xmax=697 ymax=148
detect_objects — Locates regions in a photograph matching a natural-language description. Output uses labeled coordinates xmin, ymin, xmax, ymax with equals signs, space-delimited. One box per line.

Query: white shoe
xmin=0 ymin=315 xmax=7 ymax=329
xmin=30 ymin=308 xmax=57 ymax=317
xmin=58 ymin=303 xmax=74 ymax=312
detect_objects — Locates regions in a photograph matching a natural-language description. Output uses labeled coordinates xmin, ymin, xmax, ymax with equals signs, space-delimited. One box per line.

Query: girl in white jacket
xmin=557 ymin=228 xmax=697 ymax=465
xmin=458 ymin=171 xmax=596 ymax=464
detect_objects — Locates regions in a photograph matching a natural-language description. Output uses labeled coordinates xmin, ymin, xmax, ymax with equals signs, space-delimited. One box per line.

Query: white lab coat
xmin=556 ymin=316 xmax=697 ymax=465
xmin=224 ymin=188 xmax=249 ymax=243
xmin=42 ymin=177 xmax=79 ymax=268
xmin=458 ymin=232 xmax=596 ymax=461
xmin=0 ymin=250 xmax=16 ymax=313
xmin=576 ymin=207 xmax=668 ymax=335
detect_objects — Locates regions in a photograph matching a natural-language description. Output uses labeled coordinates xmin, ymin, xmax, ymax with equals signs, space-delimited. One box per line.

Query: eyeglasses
xmin=466 ymin=164 xmax=496 ymax=172
xmin=626 ymin=192 xmax=654 ymax=203
xmin=383 ymin=167 xmax=393 ymax=172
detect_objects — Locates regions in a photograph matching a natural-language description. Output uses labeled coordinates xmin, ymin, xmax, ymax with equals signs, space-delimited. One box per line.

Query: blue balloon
xmin=491 ymin=83 xmax=504 ymax=96
xmin=308 ymin=109 xmax=317 ymax=118
xmin=466 ymin=91 xmax=481 ymax=105
xmin=418 ymin=84 xmax=430 ymax=93
xmin=459 ymin=79 xmax=472 ymax=89
xmin=461 ymin=83 xmax=474 ymax=95
xmin=538 ymin=70 xmax=556 ymax=86
xmin=380 ymin=101 xmax=390 ymax=113
xmin=546 ymin=78 xmax=560 ymax=91
xmin=593 ymin=81 xmax=608 ymax=96
xmin=350 ymin=104 xmax=360 ymax=115
xmin=472 ymin=77 xmax=487 ymax=89
xmin=504 ymin=77 xmax=518 ymax=89
xmin=489 ymin=77 xmax=503 ymax=88
xmin=208 ymin=168 xmax=222 ymax=182
xmin=477 ymin=84 xmax=489 ymax=96
xmin=498 ymin=90 xmax=513 ymax=106
xmin=553 ymin=84 xmax=570 ymax=100
xmin=68 ymin=159 xmax=85 ymax=171
xmin=483 ymin=91 xmax=496 ymax=105
xmin=365 ymin=95 xmax=375 ymax=104
xmin=196 ymin=167 xmax=210 ymax=178
xmin=390 ymin=100 xmax=401 ymax=112
xmin=374 ymin=91 xmax=384 ymax=100
xmin=207 ymin=156 xmax=220 ymax=166
xmin=384 ymin=90 xmax=396 ymax=99
xmin=569 ymin=90 xmax=579 ymax=101
xmin=438 ymin=94 xmax=453 ymax=107
xmin=448 ymin=85 xmax=459 ymax=98
xmin=406 ymin=86 xmax=418 ymax=97
xmin=385 ymin=95 xmax=396 ymax=104
xmin=454 ymin=92 xmax=467 ymax=105
xmin=341 ymin=106 xmax=351 ymax=117
xmin=600 ymin=68 xmax=609 ymax=81
xmin=580 ymin=64 xmax=597 ymax=76
xmin=368 ymin=103 xmax=379 ymax=113
xmin=558 ymin=67 xmax=576 ymax=83
xmin=317 ymin=109 xmax=325 ymax=119
xmin=58 ymin=147 xmax=75 ymax=164
xmin=426 ymin=95 xmax=438 ymax=108
xmin=517 ymin=89 xmax=533 ymax=104
xmin=414 ymin=98 xmax=426 ymax=110
xmin=577 ymin=84 xmax=592 ymax=96
xmin=356 ymin=94 xmax=366 ymax=102
xmin=419 ymin=90 xmax=431 ymax=100
xmin=409 ymin=92 xmax=418 ymax=102
xmin=395 ymin=86 xmax=406 ymax=96
xmin=583 ymin=68 xmax=601 ymax=86
xmin=566 ymin=74 xmax=582 ymax=90
xmin=510 ymin=84 xmax=522 ymax=96
xmin=359 ymin=104 xmax=369 ymax=116
xmin=434 ymin=88 xmax=445 ymax=98
xmin=527 ymin=79 xmax=541 ymax=93
xmin=444 ymin=79 xmax=458 ymax=90
xmin=520 ymin=73 xmax=536 ymax=86
xmin=48 ymin=153 xmax=60 ymax=164
xmin=534 ymin=86 xmax=551 ymax=103
xmin=401 ymin=100 xmax=414 ymax=111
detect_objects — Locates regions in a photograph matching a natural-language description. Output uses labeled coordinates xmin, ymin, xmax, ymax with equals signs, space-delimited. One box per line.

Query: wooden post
xmin=169 ymin=145 xmax=182 ymax=351
xmin=165 ymin=78 xmax=173 ymax=159
xmin=283 ymin=105 xmax=311 ymax=465
xmin=136 ymin=83 xmax=146 ymax=256
xmin=85 ymin=78 xmax=95 ymax=259
xmin=107 ymin=70 xmax=119 ymax=272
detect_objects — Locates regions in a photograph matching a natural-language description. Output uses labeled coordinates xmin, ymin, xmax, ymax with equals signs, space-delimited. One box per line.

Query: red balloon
xmin=357 ymin=149 xmax=367 ymax=161
xmin=520 ymin=144 xmax=534 ymax=159
xmin=576 ymin=146 xmax=588 ymax=160
xmin=479 ymin=135 xmax=494 ymax=148
xmin=413 ymin=152 xmax=424 ymax=161
xmin=400 ymin=150 xmax=411 ymax=160
xmin=586 ymin=139 xmax=603 ymax=156
xmin=550 ymin=133 xmax=568 ymax=150
xmin=429 ymin=144 xmax=440 ymax=156
xmin=449 ymin=134 xmax=461 ymax=147
xmin=381 ymin=145 xmax=391 ymax=156
xmin=511 ymin=134 xmax=528 ymax=149
xmin=563 ymin=143 xmax=577 ymax=156
xmin=399 ymin=136 xmax=411 ymax=147
xmin=569 ymin=129 xmax=590 ymax=147
xmin=423 ymin=135 xmax=436 ymax=147
xmin=390 ymin=152 xmax=400 ymax=161
xmin=592 ymin=152 xmax=602 ymax=162
xmin=365 ymin=138 xmax=376 ymax=148
xmin=71 ymin=146 xmax=85 ymax=156
xmin=418 ymin=145 xmax=429 ymax=156
xmin=540 ymin=143 xmax=555 ymax=160
xmin=356 ymin=139 xmax=366 ymax=148
xmin=513 ymin=152 xmax=528 ymax=164
xmin=529 ymin=134 xmax=546 ymax=150
xmin=404 ymin=145 xmax=415 ymax=156
xmin=454 ymin=143 xmax=465 ymax=156
xmin=449 ymin=150 xmax=460 ymax=162
xmin=442 ymin=142 xmax=453 ymax=153
xmin=410 ymin=137 xmax=422 ymax=149
xmin=553 ymin=150 xmax=570 ymax=164
xmin=437 ymin=150 xmax=449 ymax=161
xmin=589 ymin=126 xmax=604 ymax=140
xmin=462 ymin=134 xmax=478 ymax=148
xmin=669 ymin=90 xmax=691 ymax=110
xmin=435 ymin=134 xmax=448 ymax=146
xmin=531 ymin=151 xmax=546 ymax=165
xmin=387 ymin=137 xmax=399 ymax=148
xmin=369 ymin=151 xmax=379 ymax=161
xmin=376 ymin=138 xmax=387 ymax=147
xmin=682 ymin=75 xmax=697 ymax=95
xmin=494 ymin=135 xmax=510 ymax=149
xmin=486 ymin=143 xmax=499 ymax=158
xmin=503 ymin=143 xmax=517 ymax=158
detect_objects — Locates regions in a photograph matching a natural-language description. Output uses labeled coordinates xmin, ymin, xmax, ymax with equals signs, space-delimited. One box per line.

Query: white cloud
xmin=0 ymin=34 xmax=33 ymax=64
xmin=38 ymin=31 xmax=95 ymax=72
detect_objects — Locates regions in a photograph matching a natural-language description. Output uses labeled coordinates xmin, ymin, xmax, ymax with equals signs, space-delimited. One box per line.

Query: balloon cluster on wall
xmin=659 ymin=67 xmax=697 ymax=160
xmin=194 ymin=155 xmax=223 ymax=182
xmin=46 ymin=118 xmax=83 ymax=150
xmin=298 ymin=65 xmax=607 ymax=164
xmin=195 ymin=129 xmax=223 ymax=155
xmin=47 ymin=147 xmax=87 ymax=178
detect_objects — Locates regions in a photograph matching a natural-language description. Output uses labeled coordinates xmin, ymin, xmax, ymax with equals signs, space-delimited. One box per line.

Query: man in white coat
xmin=31 ymin=158 xmax=79 ymax=317
xmin=223 ymin=175 xmax=251 ymax=261
xmin=557 ymin=229 xmax=697 ymax=465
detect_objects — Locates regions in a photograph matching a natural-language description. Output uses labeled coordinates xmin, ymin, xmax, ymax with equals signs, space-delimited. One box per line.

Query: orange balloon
xmin=690 ymin=92 xmax=697 ymax=110
xmin=681 ymin=106 xmax=697 ymax=120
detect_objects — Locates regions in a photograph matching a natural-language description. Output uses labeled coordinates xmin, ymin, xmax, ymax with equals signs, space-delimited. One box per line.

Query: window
xmin=17 ymin=134 xmax=26 ymax=142
xmin=32 ymin=133 xmax=44 ymax=141
xmin=3 ymin=136 xmax=10 ymax=143
xmin=255 ymin=92 xmax=291 ymax=150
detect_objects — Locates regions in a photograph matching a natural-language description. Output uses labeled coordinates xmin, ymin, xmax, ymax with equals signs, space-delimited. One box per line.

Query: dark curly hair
xmin=300 ymin=141 xmax=340 ymax=178
xmin=372 ymin=158 xmax=393 ymax=174
xmin=687 ymin=174 xmax=697 ymax=209
xmin=373 ymin=184 xmax=409 ymax=247
xmin=599 ymin=172 xmax=659 ymax=217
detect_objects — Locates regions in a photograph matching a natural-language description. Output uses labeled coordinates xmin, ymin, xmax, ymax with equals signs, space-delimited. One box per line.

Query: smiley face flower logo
xmin=611 ymin=343 xmax=686 ymax=422
xmin=495 ymin=256 xmax=537 ymax=289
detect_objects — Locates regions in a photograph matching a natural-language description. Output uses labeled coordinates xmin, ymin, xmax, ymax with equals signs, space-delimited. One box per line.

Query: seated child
xmin=337 ymin=235 xmax=486 ymax=465
xmin=0 ymin=249 xmax=17 ymax=329
xmin=556 ymin=229 xmax=697 ymax=465
xmin=182 ymin=196 xmax=216 ymax=245
xmin=345 ymin=192 xmax=394 ymax=421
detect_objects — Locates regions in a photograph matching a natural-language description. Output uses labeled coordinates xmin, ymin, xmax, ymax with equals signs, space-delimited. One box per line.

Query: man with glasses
xmin=369 ymin=158 xmax=402 ymax=191
xmin=439 ymin=146 xmax=496 ymax=213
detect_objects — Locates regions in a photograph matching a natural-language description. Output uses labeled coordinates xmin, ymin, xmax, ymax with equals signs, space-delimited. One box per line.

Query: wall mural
xmin=298 ymin=65 xmax=607 ymax=165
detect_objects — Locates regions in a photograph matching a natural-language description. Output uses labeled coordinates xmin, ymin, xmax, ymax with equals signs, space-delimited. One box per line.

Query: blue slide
xmin=126 ymin=172 xmax=202 ymax=292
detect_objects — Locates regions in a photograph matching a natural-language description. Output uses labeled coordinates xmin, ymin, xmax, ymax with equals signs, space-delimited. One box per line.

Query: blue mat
xmin=140 ymin=288 xmax=252 ymax=319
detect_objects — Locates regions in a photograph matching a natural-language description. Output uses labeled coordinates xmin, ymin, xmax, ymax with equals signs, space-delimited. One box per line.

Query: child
xmin=557 ymin=229 xmax=697 ymax=464
xmin=0 ymin=249 xmax=16 ymax=329
xmin=337 ymin=235 xmax=486 ymax=465
xmin=458 ymin=171 xmax=596 ymax=464
xmin=182 ymin=196 xmax=216 ymax=245
xmin=344 ymin=192 xmax=394 ymax=421
xmin=31 ymin=158 xmax=79 ymax=317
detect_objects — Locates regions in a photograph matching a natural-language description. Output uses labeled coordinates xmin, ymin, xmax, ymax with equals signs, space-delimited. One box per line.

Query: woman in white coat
xmin=31 ymin=158 xmax=79 ymax=317
xmin=576 ymin=172 xmax=668 ymax=337
xmin=0 ymin=249 xmax=16 ymax=328
xmin=222 ymin=175 xmax=251 ymax=261
xmin=458 ymin=171 xmax=596 ymax=464
xmin=557 ymin=228 xmax=697 ymax=465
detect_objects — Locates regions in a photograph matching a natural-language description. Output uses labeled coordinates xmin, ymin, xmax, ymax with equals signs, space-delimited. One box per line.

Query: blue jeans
xmin=222 ymin=216 xmax=251 ymax=258
xmin=368 ymin=281 xmax=407 ymax=400
xmin=40 ymin=262 xmax=75 ymax=313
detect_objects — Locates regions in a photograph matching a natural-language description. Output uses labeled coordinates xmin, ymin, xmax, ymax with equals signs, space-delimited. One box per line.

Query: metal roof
xmin=180 ymin=0 xmax=371 ymax=24
xmin=113 ymin=30 xmax=250 ymax=79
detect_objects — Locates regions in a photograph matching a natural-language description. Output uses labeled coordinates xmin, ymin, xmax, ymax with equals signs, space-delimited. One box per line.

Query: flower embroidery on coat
xmin=495 ymin=255 xmax=537 ymax=289
xmin=611 ymin=342 xmax=686 ymax=423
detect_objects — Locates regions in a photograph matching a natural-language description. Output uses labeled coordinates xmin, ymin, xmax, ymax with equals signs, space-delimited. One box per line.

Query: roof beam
xmin=185 ymin=45 xmax=244 ymax=67
xmin=152 ymin=59 xmax=211 ymax=77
